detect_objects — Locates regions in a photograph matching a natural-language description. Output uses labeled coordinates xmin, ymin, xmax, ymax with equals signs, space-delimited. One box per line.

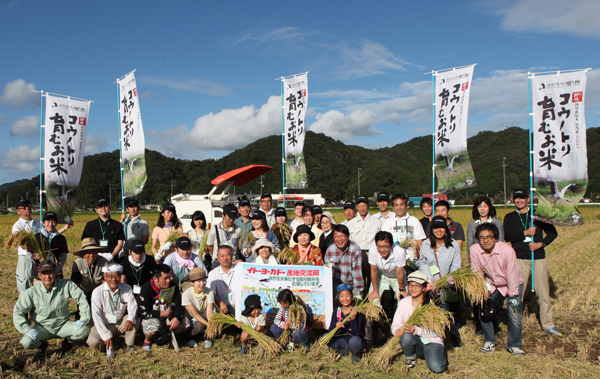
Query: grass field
xmin=0 ymin=207 xmax=599 ymax=378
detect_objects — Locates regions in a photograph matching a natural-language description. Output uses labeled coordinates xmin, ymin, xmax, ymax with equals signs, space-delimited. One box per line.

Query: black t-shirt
xmin=420 ymin=217 xmax=430 ymax=234
xmin=82 ymin=217 xmax=125 ymax=255
xmin=503 ymin=210 xmax=558 ymax=260
xmin=119 ymin=255 xmax=158 ymax=287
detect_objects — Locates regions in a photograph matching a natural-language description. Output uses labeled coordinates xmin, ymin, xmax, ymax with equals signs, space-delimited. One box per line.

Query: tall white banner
xmin=43 ymin=95 xmax=91 ymax=223
xmin=118 ymin=71 xmax=147 ymax=197
xmin=283 ymin=74 xmax=308 ymax=189
xmin=532 ymin=71 xmax=588 ymax=226
xmin=434 ymin=65 xmax=477 ymax=193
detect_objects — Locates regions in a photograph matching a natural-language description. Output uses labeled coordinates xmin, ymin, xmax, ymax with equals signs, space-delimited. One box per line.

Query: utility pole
xmin=357 ymin=168 xmax=362 ymax=196
xmin=25 ymin=192 xmax=29 ymax=201
xmin=170 ymin=180 xmax=176 ymax=200
xmin=35 ymin=187 xmax=38 ymax=205
xmin=502 ymin=157 xmax=508 ymax=209
xmin=109 ymin=184 xmax=114 ymax=207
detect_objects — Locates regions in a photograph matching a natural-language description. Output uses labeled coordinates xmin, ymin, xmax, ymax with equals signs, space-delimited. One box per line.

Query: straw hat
xmin=73 ymin=237 xmax=106 ymax=256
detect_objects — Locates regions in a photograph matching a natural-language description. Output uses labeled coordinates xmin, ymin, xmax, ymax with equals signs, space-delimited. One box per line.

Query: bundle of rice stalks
xmin=238 ymin=230 xmax=257 ymax=252
xmin=198 ymin=227 xmax=210 ymax=254
xmin=165 ymin=230 xmax=183 ymax=244
xmin=319 ymin=298 xmax=384 ymax=347
xmin=4 ymin=230 xmax=48 ymax=260
xmin=400 ymin=237 xmax=418 ymax=250
xmin=278 ymin=247 xmax=298 ymax=265
xmin=372 ymin=336 xmax=400 ymax=368
xmin=433 ymin=266 xmax=488 ymax=304
xmin=205 ymin=313 xmax=281 ymax=357
xmin=271 ymin=223 xmax=292 ymax=249
xmin=277 ymin=296 xmax=308 ymax=345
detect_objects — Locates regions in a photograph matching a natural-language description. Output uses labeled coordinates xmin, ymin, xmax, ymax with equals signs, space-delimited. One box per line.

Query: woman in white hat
xmin=252 ymin=239 xmax=279 ymax=265
xmin=317 ymin=211 xmax=337 ymax=252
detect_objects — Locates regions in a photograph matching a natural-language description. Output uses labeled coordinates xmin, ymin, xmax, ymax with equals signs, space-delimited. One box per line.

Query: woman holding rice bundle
xmin=391 ymin=271 xmax=446 ymax=373
xmin=418 ymin=215 xmax=462 ymax=348
xmin=188 ymin=210 xmax=208 ymax=254
xmin=151 ymin=203 xmax=183 ymax=262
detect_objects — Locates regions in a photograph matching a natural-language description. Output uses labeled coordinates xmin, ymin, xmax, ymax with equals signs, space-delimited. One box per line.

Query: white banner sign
xmin=283 ymin=74 xmax=309 ymax=189
xmin=531 ymin=71 xmax=588 ymax=226
xmin=434 ymin=65 xmax=477 ymax=193
xmin=43 ymin=94 xmax=90 ymax=222
xmin=234 ymin=263 xmax=333 ymax=328
xmin=118 ymin=71 xmax=147 ymax=197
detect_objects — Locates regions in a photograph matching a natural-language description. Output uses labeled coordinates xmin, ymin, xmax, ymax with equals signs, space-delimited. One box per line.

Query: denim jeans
xmin=270 ymin=324 xmax=309 ymax=344
xmin=479 ymin=283 xmax=523 ymax=349
xmin=440 ymin=301 xmax=461 ymax=345
xmin=400 ymin=333 xmax=446 ymax=373
xmin=329 ymin=335 xmax=365 ymax=354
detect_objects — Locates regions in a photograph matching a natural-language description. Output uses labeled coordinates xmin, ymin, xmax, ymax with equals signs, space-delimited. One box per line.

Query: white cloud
xmin=139 ymin=90 xmax=153 ymax=100
xmin=496 ymin=0 xmax=600 ymax=38
xmin=227 ymin=27 xmax=308 ymax=46
xmin=139 ymin=76 xmax=229 ymax=96
xmin=84 ymin=134 xmax=108 ymax=155
xmin=310 ymin=109 xmax=380 ymax=140
xmin=1 ymin=145 xmax=40 ymax=172
xmin=336 ymin=40 xmax=415 ymax=79
xmin=10 ymin=115 xmax=40 ymax=138
xmin=0 ymin=79 xmax=38 ymax=109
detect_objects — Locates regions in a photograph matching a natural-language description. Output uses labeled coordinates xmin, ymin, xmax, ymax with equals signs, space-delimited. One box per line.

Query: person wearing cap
xmin=206 ymin=204 xmax=242 ymax=266
xmin=347 ymin=195 xmax=381 ymax=251
xmin=252 ymin=239 xmax=279 ymax=265
xmin=419 ymin=197 xmax=434 ymax=233
xmin=119 ymin=239 xmax=157 ymax=292
xmin=151 ymin=203 xmax=183 ymax=262
xmin=35 ymin=212 xmax=71 ymax=278
xmin=14 ymin=260 xmax=90 ymax=361
xmin=341 ymin=201 xmax=356 ymax=225
xmin=391 ymin=271 xmax=446 ymax=373
xmin=290 ymin=224 xmax=324 ymax=266
xmin=466 ymin=196 xmax=504 ymax=252
xmin=136 ymin=263 xmax=191 ymax=352
xmin=120 ymin=199 xmax=150 ymax=257
xmin=372 ymin=192 xmax=394 ymax=224
xmin=312 ymin=205 xmax=323 ymax=224
xmin=163 ymin=236 xmax=207 ymax=293
xmin=425 ymin=200 xmax=465 ymax=250
xmin=418 ymin=215 xmax=462 ymax=348
xmin=290 ymin=206 xmax=322 ymax=248
xmin=86 ymin=262 xmax=139 ymax=355
xmin=270 ymin=206 xmax=293 ymax=248
xmin=471 ymin=223 xmax=524 ymax=355
xmin=71 ymin=238 xmax=110 ymax=306
xmin=503 ymin=188 xmax=559 ymax=336
xmin=237 ymin=294 xmax=265 ymax=354
xmin=325 ymin=224 xmax=364 ymax=298
xmin=317 ymin=211 xmax=337 ymax=253
xmin=327 ymin=283 xmax=366 ymax=363
xmin=82 ymin=197 xmax=125 ymax=262
xmin=381 ymin=194 xmax=427 ymax=262
xmin=12 ymin=199 xmax=41 ymax=293
xmin=181 ymin=267 xmax=214 ymax=348
xmin=240 ymin=211 xmax=281 ymax=263
xmin=207 ymin=245 xmax=237 ymax=315
xmin=234 ymin=196 xmax=253 ymax=234
xmin=259 ymin=193 xmax=276 ymax=228
xmin=289 ymin=201 xmax=305 ymax=231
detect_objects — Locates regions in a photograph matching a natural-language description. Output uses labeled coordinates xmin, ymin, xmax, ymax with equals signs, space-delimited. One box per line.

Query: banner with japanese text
xmin=118 ymin=71 xmax=147 ymax=197
xmin=234 ymin=263 xmax=333 ymax=328
xmin=532 ymin=71 xmax=588 ymax=226
xmin=283 ymin=74 xmax=308 ymax=189
xmin=43 ymin=95 xmax=90 ymax=223
xmin=434 ymin=65 xmax=477 ymax=193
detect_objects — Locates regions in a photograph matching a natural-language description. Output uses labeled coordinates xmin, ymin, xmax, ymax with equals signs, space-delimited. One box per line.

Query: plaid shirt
xmin=325 ymin=241 xmax=364 ymax=294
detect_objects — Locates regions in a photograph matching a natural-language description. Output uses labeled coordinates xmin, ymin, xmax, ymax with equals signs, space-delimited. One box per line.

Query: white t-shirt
xmin=368 ymin=244 xmax=406 ymax=277
xmin=181 ymin=287 xmax=215 ymax=318
xmin=12 ymin=217 xmax=40 ymax=256
xmin=241 ymin=313 xmax=266 ymax=329
xmin=207 ymin=266 xmax=236 ymax=307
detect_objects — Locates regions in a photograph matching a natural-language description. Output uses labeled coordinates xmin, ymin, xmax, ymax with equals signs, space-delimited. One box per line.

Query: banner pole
xmin=39 ymin=91 xmax=44 ymax=221
xmin=281 ymin=78 xmax=286 ymax=208
xmin=116 ymin=80 xmax=125 ymax=211
xmin=431 ymin=71 xmax=436 ymax=215
xmin=527 ymin=73 xmax=535 ymax=293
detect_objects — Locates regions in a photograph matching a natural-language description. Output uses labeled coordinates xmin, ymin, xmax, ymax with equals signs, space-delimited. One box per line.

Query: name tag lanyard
xmin=99 ymin=219 xmax=110 ymax=244
xmin=108 ymin=290 xmax=121 ymax=315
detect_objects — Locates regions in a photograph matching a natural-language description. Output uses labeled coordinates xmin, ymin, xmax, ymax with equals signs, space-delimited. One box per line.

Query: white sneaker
xmin=480 ymin=341 xmax=496 ymax=353
xmin=508 ymin=347 xmax=525 ymax=356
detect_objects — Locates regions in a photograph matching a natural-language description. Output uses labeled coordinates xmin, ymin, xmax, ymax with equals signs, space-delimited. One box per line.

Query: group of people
xmin=10 ymin=188 xmax=560 ymax=373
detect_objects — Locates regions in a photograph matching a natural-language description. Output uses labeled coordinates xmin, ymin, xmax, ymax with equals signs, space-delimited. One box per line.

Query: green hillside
xmin=2 ymin=127 xmax=599 ymax=207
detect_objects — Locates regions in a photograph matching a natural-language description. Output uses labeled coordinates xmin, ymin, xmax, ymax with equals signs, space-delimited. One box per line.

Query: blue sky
xmin=1 ymin=0 xmax=600 ymax=184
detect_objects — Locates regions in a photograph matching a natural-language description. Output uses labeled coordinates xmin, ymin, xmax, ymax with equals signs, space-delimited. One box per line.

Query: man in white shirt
xmin=289 ymin=201 xmax=305 ymax=231
xmin=372 ymin=192 xmax=394 ymax=225
xmin=207 ymin=246 xmax=236 ymax=315
xmin=12 ymin=199 xmax=41 ymax=293
xmin=341 ymin=201 xmax=356 ymax=225
xmin=258 ymin=193 xmax=276 ymax=228
xmin=120 ymin=199 xmax=150 ymax=258
xmin=87 ymin=262 xmax=139 ymax=356
xmin=381 ymin=194 xmax=426 ymax=260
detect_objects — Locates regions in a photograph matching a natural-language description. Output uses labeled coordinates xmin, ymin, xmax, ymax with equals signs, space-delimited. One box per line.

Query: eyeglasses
xmin=376 ymin=244 xmax=391 ymax=250
xmin=408 ymin=283 xmax=423 ymax=289
xmin=17 ymin=206 xmax=31 ymax=210
xmin=478 ymin=235 xmax=495 ymax=241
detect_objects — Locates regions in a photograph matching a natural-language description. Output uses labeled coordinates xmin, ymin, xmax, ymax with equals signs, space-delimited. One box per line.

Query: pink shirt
xmin=470 ymin=241 xmax=523 ymax=297
xmin=391 ymin=296 xmax=443 ymax=346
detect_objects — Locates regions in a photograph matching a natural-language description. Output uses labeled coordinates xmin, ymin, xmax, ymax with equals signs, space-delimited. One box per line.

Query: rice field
xmin=0 ymin=206 xmax=599 ymax=378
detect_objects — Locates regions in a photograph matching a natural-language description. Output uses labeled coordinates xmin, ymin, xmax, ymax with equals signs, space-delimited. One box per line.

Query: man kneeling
xmin=13 ymin=260 xmax=90 ymax=361
xmin=137 ymin=263 xmax=191 ymax=352
xmin=87 ymin=262 xmax=139 ymax=357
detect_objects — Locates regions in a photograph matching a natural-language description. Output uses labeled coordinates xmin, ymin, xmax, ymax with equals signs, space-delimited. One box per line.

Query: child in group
xmin=182 ymin=268 xmax=214 ymax=348
xmin=237 ymin=294 xmax=265 ymax=354
xmin=327 ymin=284 xmax=366 ymax=363
xmin=391 ymin=271 xmax=446 ymax=373
xmin=270 ymin=289 xmax=310 ymax=350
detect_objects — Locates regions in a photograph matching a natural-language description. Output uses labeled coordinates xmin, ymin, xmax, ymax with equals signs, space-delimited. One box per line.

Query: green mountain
xmin=2 ymin=127 xmax=599 ymax=207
